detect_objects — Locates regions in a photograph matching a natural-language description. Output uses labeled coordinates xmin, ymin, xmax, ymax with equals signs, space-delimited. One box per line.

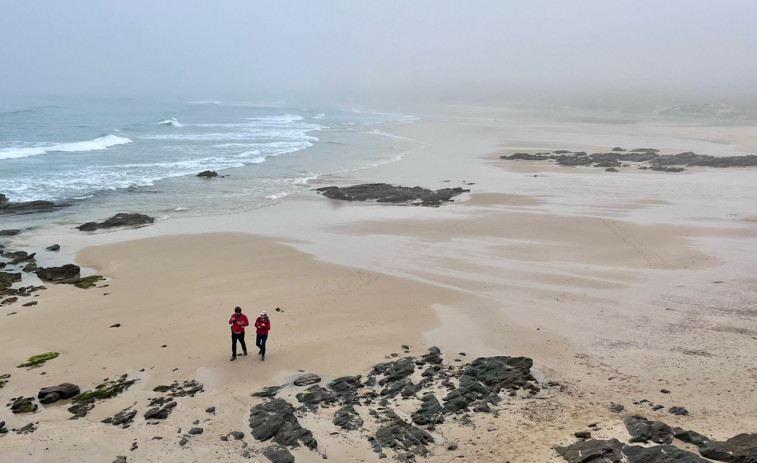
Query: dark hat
xmin=234 ymin=306 xmax=242 ymax=313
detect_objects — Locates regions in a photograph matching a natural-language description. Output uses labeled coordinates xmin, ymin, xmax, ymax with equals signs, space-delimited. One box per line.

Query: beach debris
xmin=197 ymin=170 xmax=218 ymax=178
xmin=315 ymin=183 xmax=469 ymax=207
xmin=10 ymin=397 xmax=38 ymax=414
xmin=293 ymin=373 xmax=321 ymax=386
xmin=46 ymin=244 xmax=60 ymax=251
xmin=77 ymin=212 xmax=155 ymax=232
xmin=38 ymin=383 xmax=81 ymax=404
xmin=17 ymin=352 xmax=59 ymax=368
xmin=35 ymin=264 xmax=80 ymax=284
xmin=74 ymin=275 xmax=105 ymax=289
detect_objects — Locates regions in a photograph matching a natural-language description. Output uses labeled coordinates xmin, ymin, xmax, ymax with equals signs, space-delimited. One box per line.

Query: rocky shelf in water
xmin=0 ymin=194 xmax=69 ymax=215
xmin=500 ymin=147 xmax=757 ymax=172
xmin=315 ymin=183 xmax=469 ymax=207
xmin=77 ymin=212 xmax=155 ymax=231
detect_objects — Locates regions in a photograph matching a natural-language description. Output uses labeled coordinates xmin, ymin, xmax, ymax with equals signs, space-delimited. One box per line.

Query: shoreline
xmin=2 ymin=108 xmax=756 ymax=462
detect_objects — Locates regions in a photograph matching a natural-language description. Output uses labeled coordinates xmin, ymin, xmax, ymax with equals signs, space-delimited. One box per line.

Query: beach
xmin=1 ymin=107 xmax=756 ymax=462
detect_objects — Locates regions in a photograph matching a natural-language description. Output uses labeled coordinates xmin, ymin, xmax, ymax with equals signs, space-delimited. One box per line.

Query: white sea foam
xmin=157 ymin=117 xmax=183 ymax=127
xmin=312 ymin=113 xmax=326 ymax=119
xmin=244 ymin=114 xmax=304 ymax=123
xmin=366 ymin=129 xmax=414 ymax=141
xmin=0 ymin=134 xmax=132 ymax=160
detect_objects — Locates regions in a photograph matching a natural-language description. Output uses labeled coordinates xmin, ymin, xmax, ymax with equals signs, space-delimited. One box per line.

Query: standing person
xmin=228 ymin=306 xmax=249 ymax=361
xmin=255 ymin=311 xmax=271 ymax=361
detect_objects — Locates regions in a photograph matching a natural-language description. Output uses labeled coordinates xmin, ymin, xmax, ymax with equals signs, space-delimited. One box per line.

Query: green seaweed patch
xmin=17 ymin=351 xmax=59 ymax=368
xmin=71 ymin=374 xmax=138 ymax=409
xmin=74 ymin=275 xmax=105 ymax=289
xmin=0 ymin=373 xmax=10 ymax=388
xmin=11 ymin=396 xmax=37 ymax=414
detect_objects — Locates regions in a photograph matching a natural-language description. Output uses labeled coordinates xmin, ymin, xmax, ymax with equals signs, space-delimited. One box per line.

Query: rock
xmin=623 ymin=444 xmax=710 ymax=463
xmin=575 ymin=431 xmax=592 ymax=439
xmin=333 ymin=404 xmax=363 ymax=431
xmin=205 ymin=406 xmax=216 ymax=413
xmin=373 ymin=410 xmax=434 ymax=456
xmin=609 ymin=402 xmax=625 ymax=413
xmin=38 ymin=383 xmax=81 ymax=403
xmin=188 ymin=427 xmax=203 ymax=435
xmin=315 ymin=183 xmax=468 ymax=207
xmin=143 ymin=401 xmax=177 ymax=420
xmin=555 ymin=438 xmax=625 ymax=463
xmin=652 ymin=405 xmax=664 ymax=411
xmin=612 ymin=147 xmax=626 ymax=151
xmin=248 ymin=398 xmax=317 ymax=450
xmin=110 ymin=408 xmax=137 ymax=426
xmin=252 ymin=386 xmax=283 ymax=397
xmin=411 ymin=394 xmax=443 ymax=426
xmin=197 ymin=170 xmax=218 ymax=178
xmin=74 ymin=275 xmax=105 ymax=289
xmin=178 ymin=437 xmax=188 ymax=446
xmin=673 ymin=428 xmax=711 ymax=447
xmin=502 ymin=152 xmax=551 ymax=161
xmin=624 ymin=415 xmax=674 ymax=444
xmin=605 ymin=167 xmax=619 ymax=172
xmin=295 ymin=385 xmax=337 ymax=410
xmin=464 ymin=356 xmax=535 ymax=391
xmin=231 ymin=431 xmax=244 ymax=440
xmin=263 ymin=444 xmax=295 ymax=463
xmin=668 ymin=406 xmax=689 ymax=416
xmin=35 ymin=264 xmax=81 ymax=284
xmin=699 ymin=433 xmax=757 ymax=463
xmin=77 ymin=213 xmax=154 ymax=231
xmin=0 ymin=199 xmax=59 ymax=215
xmin=16 ymin=422 xmax=37 ymax=434
xmin=11 ymin=397 xmax=37 ymax=414
xmin=153 ymin=385 xmax=171 ymax=392
xmin=0 ymin=229 xmax=21 ymax=236
xmin=46 ymin=244 xmax=60 ymax=251
xmin=293 ymin=373 xmax=322 ymax=386
xmin=661 ymin=389 xmax=671 ymax=394
xmin=69 ymin=374 xmax=138 ymax=418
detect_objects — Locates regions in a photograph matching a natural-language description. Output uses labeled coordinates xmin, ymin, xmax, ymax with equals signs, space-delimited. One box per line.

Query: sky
xmin=1 ymin=0 xmax=756 ymax=106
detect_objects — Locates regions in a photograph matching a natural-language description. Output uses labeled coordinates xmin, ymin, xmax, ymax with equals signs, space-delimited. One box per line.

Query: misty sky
xmin=1 ymin=0 xmax=756 ymax=105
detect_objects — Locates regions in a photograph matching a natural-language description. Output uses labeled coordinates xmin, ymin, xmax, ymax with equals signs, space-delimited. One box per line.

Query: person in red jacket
xmin=255 ymin=311 xmax=271 ymax=361
xmin=228 ymin=306 xmax=249 ymax=361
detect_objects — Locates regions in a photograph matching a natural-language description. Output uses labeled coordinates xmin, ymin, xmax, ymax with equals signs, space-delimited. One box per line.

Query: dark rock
xmin=153 ymin=385 xmax=171 ymax=393
xmin=293 ymin=373 xmax=321 ymax=386
xmin=110 ymin=408 xmax=137 ymax=426
xmin=197 ymin=170 xmax=218 ymax=178
xmin=188 ymin=427 xmax=203 ymax=435
xmin=0 ymin=199 xmax=59 ymax=215
xmin=205 ymin=406 xmax=216 ymax=413
xmin=612 ymin=147 xmax=626 ymax=151
xmin=38 ymin=383 xmax=80 ymax=403
xmin=382 ymin=357 xmax=416 ymax=383
xmin=605 ymin=167 xmax=619 ymax=172
xmin=178 ymin=437 xmax=188 ymax=446
xmin=373 ymin=410 xmax=434 ymax=455
xmin=252 ymin=386 xmax=283 ymax=398
xmin=555 ymin=438 xmax=625 ymax=463
xmin=661 ymin=389 xmax=671 ymax=393
xmin=421 ymin=347 xmax=443 ymax=365
xmin=231 ymin=431 xmax=244 ymax=440
xmin=652 ymin=405 xmax=664 ymax=411
xmin=0 ymin=229 xmax=20 ymax=236
xmin=46 ymin=244 xmax=60 ymax=251
xmin=11 ymin=397 xmax=37 ymax=414
xmin=624 ymin=415 xmax=674 ymax=444
xmin=77 ymin=213 xmax=154 ymax=231
xmin=501 ymin=152 xmax=551 ymax=160
xmin=0 ymin=271 xmax=22 ymax=291
xmin=609 ymin=402 xmax=625 ymax=413
xmin=700 ymin=433 xmax=757 ymax=463
xmin=144 ymin=401 xmax=177 ymax=420
xmin=464 ymin=356 xmax=535 ymax=391
xmin=248 ymin=398 xmax=317 ymax=450
xmin=673 ymin=428 xmax=711 ymax=447
xmin=668 ymin=406 xmax=689 ymax=416
xmin=327 ymin=375 xmax=362 ymax=395
xmin=574 ymin=431 xmax=592 ymax=439
xmin=623 ymin=444 xmax=710 ymax=463
xmin=35 ymin=264 xmax=81 ymax=284
xmin=16 ymin=422 xmax=37 ymax=434
xmin=262 ymin=444 xmax=295 ymax=463
xmin=333 ymin=404 xmax=363 ymax=430
xmin=411 ymin=394 xmax=443 ymax=426
xmin=296 ymin=384 xmax=337 ymax=410
xmin=315 ymin=183 xmax=468 ymax=207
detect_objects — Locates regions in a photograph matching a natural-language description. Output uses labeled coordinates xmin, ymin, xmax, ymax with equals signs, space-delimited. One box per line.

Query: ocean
xmin=0 ymin=98 xmax=421 ymax=230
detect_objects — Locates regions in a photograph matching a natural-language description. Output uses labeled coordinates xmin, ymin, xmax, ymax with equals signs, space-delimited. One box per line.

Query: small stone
xmin=652 ymin=405 xmax=664 ymax=411
xmin=660 ymin=389 xmax=670 ymax=394
xmin=205 ymin=406 xmax=215 ymax=413
xmin=110 ymin=323 xmax=121 ymax=328
xmin=188 ymin=427 xmax=203 ymax=435
xmin=231 ymin=431 xmax=244 ymax=440
xmin=574 ymin=431 xmax=592 ymax=439
xmin=179 ymin=437 xmax=188 ymax=446
xmin=609 ymin=402 xmax=624 ymax=413
xmin=668 ymin=406 xmax=689 ymax=415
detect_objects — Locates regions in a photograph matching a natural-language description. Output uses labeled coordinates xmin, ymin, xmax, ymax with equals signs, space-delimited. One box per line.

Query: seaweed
xmin=17 ymin=351 xmax=59 ymax=368
xmin=74 ymin=275 xmax=105 ymax=289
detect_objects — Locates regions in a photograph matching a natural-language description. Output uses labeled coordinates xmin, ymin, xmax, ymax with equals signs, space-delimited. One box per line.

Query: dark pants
xmin=231 ymin=331 xmax=247 ymax=357
xmin=256 ymin=334 xmax=268 ymax=356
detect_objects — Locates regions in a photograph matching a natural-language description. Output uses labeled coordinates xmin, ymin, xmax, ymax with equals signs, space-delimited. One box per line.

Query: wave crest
xmin=0 ymin=134 xmax=132 ymax=160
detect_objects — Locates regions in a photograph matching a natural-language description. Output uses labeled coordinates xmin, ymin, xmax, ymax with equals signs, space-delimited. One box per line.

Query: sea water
xmin=0 ymin=98 xmax=421 ymax=231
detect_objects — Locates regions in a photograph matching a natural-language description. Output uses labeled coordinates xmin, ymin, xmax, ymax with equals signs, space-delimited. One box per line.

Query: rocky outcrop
xmin=248 ymin=398 xmax=318 ymax=450
xmin=624 ymin=415 xmax=675 ymax=444
xmin=262 ymin=444 xmax=295 ymax=463
xmin=315 ymin=183 xmax=469 ymax=207
xmin=0 ymin=198 xmax=61 ymax=215
xmin=38 ymin=383 xmax=81 ymax=404
xmin=197 ymin=170 xmax=218 ymax=177
xmin=35 ymin=264 xmax=81 ymax=284
xmin=293 ymin=373 xmax=321 ymax=386
xmin=77 ymin=213 xmax=154 ymax=231
xmin=68 ymin=374 xmax=139 ymax=418
xmin=333 ymin=404 xmax=363 ymax=431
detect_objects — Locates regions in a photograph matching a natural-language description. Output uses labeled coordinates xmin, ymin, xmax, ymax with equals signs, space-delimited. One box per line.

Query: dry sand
xmin=1 ymin=107 xmax=756 ymax=462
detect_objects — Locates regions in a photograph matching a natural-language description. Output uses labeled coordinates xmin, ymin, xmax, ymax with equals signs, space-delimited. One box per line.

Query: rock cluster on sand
xmin=248 ymin=347 xmax=541 ymax=461
xmin=315 ymin=183 xmax=469 ymax=207
xmin=77 ymin=213 xmax=155 ymax=231
xmin=0 ymin=193 xmax=64 ymax=215
xmin=501 ymin=147 xmax=757 ymax=172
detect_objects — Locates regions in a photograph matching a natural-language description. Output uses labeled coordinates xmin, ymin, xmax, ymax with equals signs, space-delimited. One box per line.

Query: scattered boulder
xmin=262 ymin=444 xmax=295 ymax=463
xmin=555 ymin=438 xmax=625 ymax=463
xmin=411 ymin=393 xmax=443 ymax=426
xmin=35 ymin=264 xmax=80 ymax=284
xmin=188 ymin=427 xmax=203 ymax=435
xmin=77 ymin=213 xmax=154 ymax=232
xmin=293 ymin=373 xmax=321 ymax=386
xmin=624 ymin=415 xmax=675 ymax=444
xmin=197 ymin=170 xmax=218 ymax=178
xmin=669 ymin=406 xmax=689 ymax=416
xmin=0 ymin=229 xmax=20 ymax=236
xmin=252 ymin=386 xmax=283 ymax=398
xmin=38 ymin=383 xmax=80 ymax=404
xmin=248 ymin=398 xmax=317 ymax=450
xmin=46 ymin=244 xmax=60 ymax=251
xmin=0 ymin=199 xmax=59 ymax=215
xmin=333 ymin=404 xmax=363 ymax=431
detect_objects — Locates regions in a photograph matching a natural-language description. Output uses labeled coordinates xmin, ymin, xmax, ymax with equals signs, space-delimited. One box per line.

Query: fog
xmin=1 ymin=0 xmax=756 ymax=107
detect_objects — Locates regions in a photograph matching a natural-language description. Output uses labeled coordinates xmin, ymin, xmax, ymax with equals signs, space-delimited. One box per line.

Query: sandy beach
xmin=1 ymin=107 xmax=756 ymax=462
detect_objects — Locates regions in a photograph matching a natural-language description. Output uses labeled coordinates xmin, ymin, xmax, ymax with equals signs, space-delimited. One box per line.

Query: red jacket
xmin=255 ymin=316 xmax=270 ymax=335
xmin=229 ymin=313 xmax=249 ymax=333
